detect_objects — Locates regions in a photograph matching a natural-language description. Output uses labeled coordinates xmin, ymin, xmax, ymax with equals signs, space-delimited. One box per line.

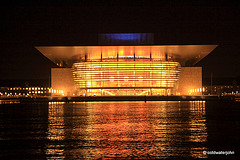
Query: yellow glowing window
xmin=110 ymin=77 xmax=114 ymax=82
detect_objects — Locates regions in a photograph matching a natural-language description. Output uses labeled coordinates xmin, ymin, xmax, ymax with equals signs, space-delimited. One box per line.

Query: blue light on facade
xmin=98 ymin=33 xmax=153 ymax=45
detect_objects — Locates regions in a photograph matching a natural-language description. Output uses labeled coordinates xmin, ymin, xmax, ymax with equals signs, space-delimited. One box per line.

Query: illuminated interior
xmin=72 ymin=60 xmax=181 ymax=96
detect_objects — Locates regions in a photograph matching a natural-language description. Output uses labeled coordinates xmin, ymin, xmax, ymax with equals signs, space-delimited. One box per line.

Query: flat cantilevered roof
xmin=36 ymin=45 xmax=218 ymax=67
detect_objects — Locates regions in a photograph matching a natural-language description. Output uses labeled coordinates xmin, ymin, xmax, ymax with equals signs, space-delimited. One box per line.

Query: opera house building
xmin=36 ymin=33 xmax=217 ymax=96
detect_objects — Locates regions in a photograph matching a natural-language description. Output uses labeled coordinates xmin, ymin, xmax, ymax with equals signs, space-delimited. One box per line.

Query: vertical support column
xmin=134 ymin=46 xmax=135 ymax=61
xmin=173 ymin=88 xmax=176 ymax=95
xmin=150 ymin=48 xmax=152 ymax=61
xmin=101 ymin=53 xmax=102 ymax=62
xmin=165 ymin=53 xmax=168 ymax=61
xmin=165 ymin=89 xmax=168 ymax=96
xmin=85 ymin=54 xmax=87 ymax=62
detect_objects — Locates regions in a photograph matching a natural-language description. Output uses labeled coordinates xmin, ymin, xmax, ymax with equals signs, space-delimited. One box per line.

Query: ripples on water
xmin=0 ymin=101 xmax=239 ymax=159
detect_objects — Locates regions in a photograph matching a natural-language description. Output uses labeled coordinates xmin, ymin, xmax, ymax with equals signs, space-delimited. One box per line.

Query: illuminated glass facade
xmin=72 ymin=60 xmax=181 ymax=96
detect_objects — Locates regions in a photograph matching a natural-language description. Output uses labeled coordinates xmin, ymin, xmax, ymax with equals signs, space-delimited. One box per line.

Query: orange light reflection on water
xmin=46 ymin=101 xmax=207 ymax=159
xmin=46 ymin=103 xmax=65 ymax=159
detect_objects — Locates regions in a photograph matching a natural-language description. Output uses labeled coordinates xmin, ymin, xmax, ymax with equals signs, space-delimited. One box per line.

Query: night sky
xmin=1 ymin=1 xmax=240 ymax=86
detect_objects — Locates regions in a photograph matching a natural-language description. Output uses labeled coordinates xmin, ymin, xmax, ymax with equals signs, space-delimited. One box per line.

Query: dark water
xmin=0 ymin=101 xmax=239 ymax=159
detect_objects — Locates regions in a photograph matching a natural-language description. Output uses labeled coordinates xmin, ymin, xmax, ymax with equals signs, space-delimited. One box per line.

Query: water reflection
xmin=46 ymin=102 xmax=65 ymax=159
xmin=46 ymin=101 xmax=207 ymax=159
xmin=205 ymin=101 xmax=240 ymax=159
xmin=0 ymin=103 xmax=48 ymax=159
